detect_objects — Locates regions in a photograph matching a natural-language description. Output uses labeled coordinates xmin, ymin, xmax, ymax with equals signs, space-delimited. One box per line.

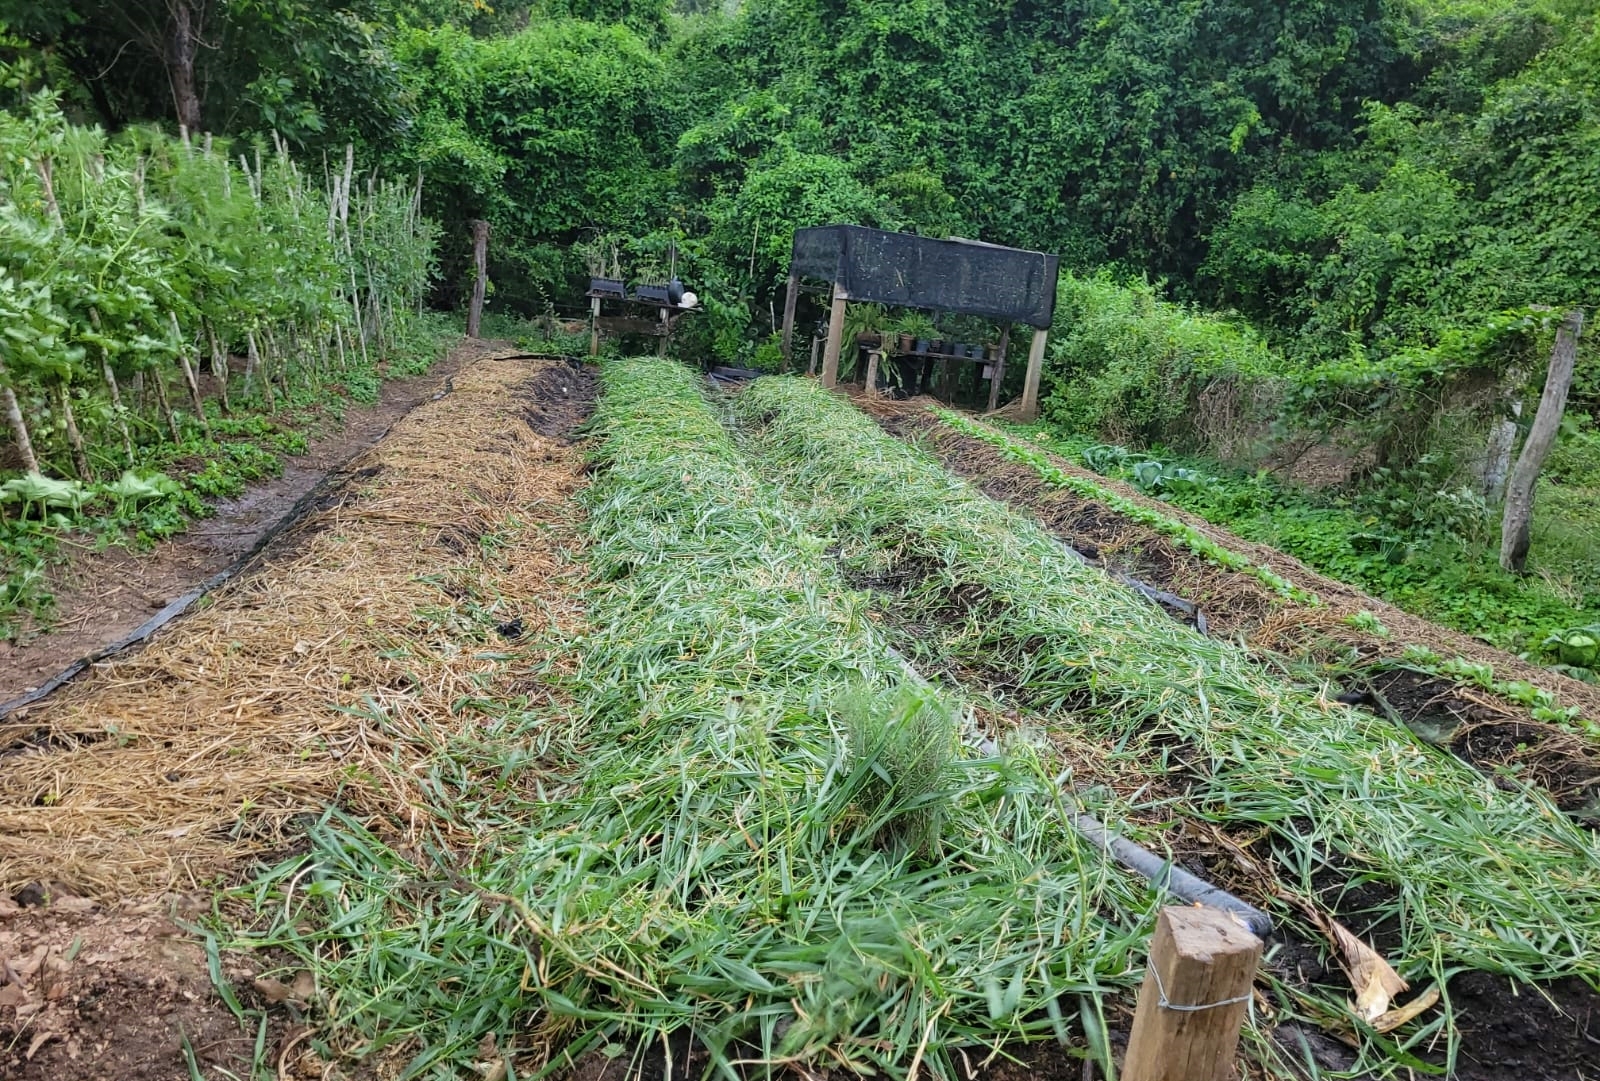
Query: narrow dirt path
xmin=0 ymin=351 xmax=597 ymax=1081
xmin=0 ymin=338 xmax=502 ymax=705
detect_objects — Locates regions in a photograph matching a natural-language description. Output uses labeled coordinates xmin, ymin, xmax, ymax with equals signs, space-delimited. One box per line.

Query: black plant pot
xmin=590 ymin=277 xmax=626 ymax=298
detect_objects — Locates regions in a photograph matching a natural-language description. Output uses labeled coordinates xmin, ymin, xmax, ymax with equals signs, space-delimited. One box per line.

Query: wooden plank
xmin=1019 ymin=327 xmax=1048 ymax=420
xmin=863 ymin=349 xmax=881 ymax=397
xmin=987 ymin=324 xmax=1011 ymax=412
xmin=589 ymin=296 xmax=601 ymax=357
xmin=1123 ymin=906 xmax=1262 ymax=1081
xmin=780 ymin=271 xmax=799 ymax=371
xmin=819 ymin=283 xmax=848 ymax=388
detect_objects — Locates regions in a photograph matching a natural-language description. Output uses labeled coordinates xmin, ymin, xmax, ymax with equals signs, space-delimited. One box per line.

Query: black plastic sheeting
xmin=790 ymin=225 xmax=1060 ymax=328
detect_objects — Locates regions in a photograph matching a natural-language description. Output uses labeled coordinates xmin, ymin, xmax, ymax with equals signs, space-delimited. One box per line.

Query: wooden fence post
xmin=986 ymin=324 xmax=1011 ymax=413
xmin=1500 ymin=308 xmax=1584 ymax=572
xmin=466 ymin=219 xmax=489 ymax=339
xmin=819 ymin=282 xmax=849 ymax=389
xmin=780 ymin=271 xmax=800 ymax=372
xmin=1019 ymin=327 xmax=1049 ymax=420
xmin=1123 ymin=906 xmax=1261 ymax=1081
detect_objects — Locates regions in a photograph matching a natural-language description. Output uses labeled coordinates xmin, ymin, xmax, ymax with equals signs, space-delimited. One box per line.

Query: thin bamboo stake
xmin=56 ymin=384 xmax=92 ymax=478
xmin=244 ymin=329 xmax=261 ymax=392
xmin=0 ymin=363 xmax=40 ymax=475
xmin=150 ymin=365 xmax=181 ymax=443
xmin=34 ymin=158 xmax=63 ymax=226
xmin=207 ymin=324 xmax=231 ymax=415
xmin=170 ymin=313 xmax=211 ymax=438
xmin=89 ymin=309 xmax=134 ymax=459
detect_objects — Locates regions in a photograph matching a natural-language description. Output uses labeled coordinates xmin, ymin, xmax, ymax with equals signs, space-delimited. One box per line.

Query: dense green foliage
xmin=4 ymin=0 xmax=1596 ymax=643
xmin=0 ymin=78 xmax=442 ymax=637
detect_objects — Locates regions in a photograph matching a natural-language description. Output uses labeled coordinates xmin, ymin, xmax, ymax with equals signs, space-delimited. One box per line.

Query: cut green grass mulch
xmin=729 ymin=376 xmax=1600 ymax=1017
xmin=235 ymin=358 xmax=1160 ymax=1079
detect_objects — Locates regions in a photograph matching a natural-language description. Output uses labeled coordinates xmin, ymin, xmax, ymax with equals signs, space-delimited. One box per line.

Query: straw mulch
xmin=0 ymin=356 xmax=590 ymax=898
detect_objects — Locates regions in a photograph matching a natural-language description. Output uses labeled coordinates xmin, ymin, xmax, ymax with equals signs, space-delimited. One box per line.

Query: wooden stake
xmin=150 ymin=365 xmax=181 ymax=442
xmin=1123 ymin=906 xmax=1261 ymax=1081
xmin=1501 ymin=308 xmax=1584 ymax=572
xmin=0 ymin=364 xmax=40 ymax=475
xmin=100 ymin=355 xmax=135 ymax=459
xmin=780 ymin=271 xmax=799 ymax=371
xmin=171 ymin=313 xmax=210 ymax=437
xmin=819 ymin=283 xmax=849 ymax=388
xmin=56 ymin=384 xmax=91 ymax=478
xmin=1019 ymin=327 xmax=1049 ymax=420
xmin=590 ymin=295 xmax=601 ymax=357
xmin=987 ymin=324 xmax=1011 ymax=413
xmin=90 ymin=311 xmax=134 ymax=458
xmin=467 ymin=218 xmax=490 ymax=338
xmin=207 ymin=324 xmax=231 ymax=415
xmin=863 ymin=348 xmax=881 ymax=397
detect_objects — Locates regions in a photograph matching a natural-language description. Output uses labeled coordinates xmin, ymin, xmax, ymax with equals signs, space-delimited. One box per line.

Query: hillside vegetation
xmin=5 ymin=0 xmax=1595 ymax=660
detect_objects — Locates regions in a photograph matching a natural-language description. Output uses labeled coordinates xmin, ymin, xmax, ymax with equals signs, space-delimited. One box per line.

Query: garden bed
xmin=862 ymin=400 xmax=1600 ymax=818
xmin=1 ymin=351 xmax=595 ymax=1080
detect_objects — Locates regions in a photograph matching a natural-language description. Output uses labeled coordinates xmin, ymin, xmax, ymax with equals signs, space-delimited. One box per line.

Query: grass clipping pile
xmin=0 ymin=358 xmax=588 ymax=898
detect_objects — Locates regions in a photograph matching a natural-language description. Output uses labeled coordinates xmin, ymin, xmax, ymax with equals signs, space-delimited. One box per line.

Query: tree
xmin=1501 ymin=310 xmax=1584 ymax=573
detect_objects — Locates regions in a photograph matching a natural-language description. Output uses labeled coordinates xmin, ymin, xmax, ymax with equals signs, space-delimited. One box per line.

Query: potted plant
xmin=577 ymin=234 xmax=624 ymax=298
xmin=842 ymin=303 xmax=888 ymax=348
xmin=893 ymin=312 xmax=937 ymax=356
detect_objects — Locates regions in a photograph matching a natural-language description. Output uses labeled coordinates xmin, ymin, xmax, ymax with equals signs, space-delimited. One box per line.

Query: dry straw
xmin=0 ymin=356 xmax=587 ymax=897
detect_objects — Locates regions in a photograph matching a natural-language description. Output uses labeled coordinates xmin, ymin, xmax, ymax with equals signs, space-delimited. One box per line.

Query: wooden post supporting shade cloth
xmin=1123 ymin=906 xmax=1261 ymax=1081
xmin=466 ymin=219 xmax=489 ymax=339
xmin=589 ymin=296 xmax=601 ymax=357
xmin=780 ymin=271 xmax=799 ymax=371
xmin=1019 ymin=327 xmax=1048 ymax=420
xmin=819 ymin=283 xmax=848 ymax=389
xmin=987 ymin=324 xmax=1011 ymax=413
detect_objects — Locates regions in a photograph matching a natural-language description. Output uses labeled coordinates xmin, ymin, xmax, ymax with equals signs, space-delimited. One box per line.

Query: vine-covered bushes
xmin=1041 ymin=273 xmax=1280 ymax=454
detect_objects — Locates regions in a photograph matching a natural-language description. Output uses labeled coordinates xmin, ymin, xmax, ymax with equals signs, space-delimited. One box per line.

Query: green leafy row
xmin=934 ymin=408 xmax=1316 ymax=604
xmin=730 ymin=377 xmax=1600 ymax=1037
xmin=242 ymin=358 xmax=1156 ymax=1079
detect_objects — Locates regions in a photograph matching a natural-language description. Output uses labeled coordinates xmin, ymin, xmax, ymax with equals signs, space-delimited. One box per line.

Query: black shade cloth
xmin=790 ymin=225 xmax=1059 ymax=328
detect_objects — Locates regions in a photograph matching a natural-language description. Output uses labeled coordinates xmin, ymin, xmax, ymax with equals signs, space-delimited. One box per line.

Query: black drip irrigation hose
xmin=883 ymin=646 xmax=1272 ymax=936
xmin=1046 ymin=521 xmax=1211 ymax=636
xmin=0 ymin=375 xmax=458 ymax=721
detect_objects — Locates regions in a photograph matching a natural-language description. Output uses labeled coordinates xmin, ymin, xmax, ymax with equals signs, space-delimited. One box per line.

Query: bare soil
xmin=0 ymin=339 xmax=504 ymax=706
xmin=0 ymin=892 xmax=286 ymax=1081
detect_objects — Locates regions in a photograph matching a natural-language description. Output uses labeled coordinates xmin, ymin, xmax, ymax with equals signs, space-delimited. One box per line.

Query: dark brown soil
xmin=516 ymin=358 xmax=600 ymax=441
xmin=0 ymin=338 xmax=511 ymax=705
xmin=0 ymin=893 xmax=295 ymax=1081
xmin=867 ymin=404 xmax=1600 ymax=818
